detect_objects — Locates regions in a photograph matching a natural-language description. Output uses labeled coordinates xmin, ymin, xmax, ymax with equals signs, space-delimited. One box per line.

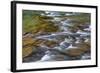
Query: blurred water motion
xmin=22 ymin=10 xmax=91 ymax=62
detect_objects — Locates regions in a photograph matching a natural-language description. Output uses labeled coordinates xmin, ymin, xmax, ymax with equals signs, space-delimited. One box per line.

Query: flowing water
xmin=23 ymin=10 xmax=91 ymax=62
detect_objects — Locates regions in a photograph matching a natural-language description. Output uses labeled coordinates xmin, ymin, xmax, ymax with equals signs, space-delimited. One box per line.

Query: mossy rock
xmin=31 ymin=23 xmax=59 ymax=34
xmin=23 ymin=14 xmax=59 ymax=34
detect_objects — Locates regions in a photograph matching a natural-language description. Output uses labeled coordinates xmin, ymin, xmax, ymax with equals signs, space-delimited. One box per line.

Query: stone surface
xmin=22 ymin=11 xmax=91 ymax=62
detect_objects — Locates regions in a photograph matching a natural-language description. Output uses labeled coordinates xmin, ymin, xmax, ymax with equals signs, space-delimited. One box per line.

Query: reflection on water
xmin=22 ymin=10 xmax=91 ymax=63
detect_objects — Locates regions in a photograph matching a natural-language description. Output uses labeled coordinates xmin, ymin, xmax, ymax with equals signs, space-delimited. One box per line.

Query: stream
xmin=23 ymin=11 xmax=91 ymax=62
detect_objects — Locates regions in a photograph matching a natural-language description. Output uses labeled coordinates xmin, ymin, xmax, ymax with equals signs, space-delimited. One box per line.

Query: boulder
xmin=65 ymin=43 xmax=90 ymax=57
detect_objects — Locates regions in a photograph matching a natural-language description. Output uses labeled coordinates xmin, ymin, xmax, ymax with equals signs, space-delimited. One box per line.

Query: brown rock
xmin=22 ymin=45 xmax=33 ymax=58
xmin=23 ymin=37 xmax=34 ymax=46
xmin=22 ymin=37 xmax=40 ymax=58
xmin=65 ymin=43 xmax=90 ymax=57
xmin=44 ymin=41 xmax=58 ymax=48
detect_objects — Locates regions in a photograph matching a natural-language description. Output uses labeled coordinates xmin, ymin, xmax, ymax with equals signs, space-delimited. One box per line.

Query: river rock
xmin=23 ymin=46 xmax=33 ymax=58
xmin=65 ymin=42 xmax=90 ymax=57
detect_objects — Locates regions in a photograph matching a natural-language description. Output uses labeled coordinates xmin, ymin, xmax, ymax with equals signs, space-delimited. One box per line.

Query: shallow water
xmin=22 ymin=10 xmax=91 ymax=62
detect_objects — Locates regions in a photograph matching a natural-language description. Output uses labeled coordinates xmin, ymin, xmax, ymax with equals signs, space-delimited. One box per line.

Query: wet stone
xmin=23 ymin=11 xmax=91 ymax=62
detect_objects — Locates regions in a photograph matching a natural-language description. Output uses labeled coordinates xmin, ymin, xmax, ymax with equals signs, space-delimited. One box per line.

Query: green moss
xmin=23 ymin=11 xmax=59 ymax=34
xmin=23 ymin=10 xmax=90 ymax=34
